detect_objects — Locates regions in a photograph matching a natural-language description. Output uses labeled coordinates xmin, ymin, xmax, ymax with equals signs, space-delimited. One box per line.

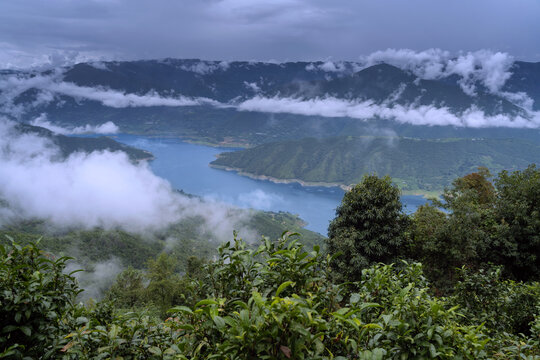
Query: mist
xmin=0 ymin=118 xmax=256 ymax=241
xmin=237 ymin=96 xmax=540 ymax=129
xmin=30 ymin=114 xmax=119 ymax=135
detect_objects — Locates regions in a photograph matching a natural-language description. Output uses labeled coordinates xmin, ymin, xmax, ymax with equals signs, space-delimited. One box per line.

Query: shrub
xmin=0 ymin=238 xmax=80 ymax=358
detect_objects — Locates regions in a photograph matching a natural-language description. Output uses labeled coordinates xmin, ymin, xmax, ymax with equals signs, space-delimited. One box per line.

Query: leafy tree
xmin=106 ymin=267 xmax=145 ymax=308
xmin=409 ymin=169 xmax=501 ymax=288
xmin=495 ymin=164 xmax=540 ymax=280
xmin=2 ymin=237 xmax=539 ymax=359
xmin=185 ymin=255 xmax=206 ymax=280
xmin=441 ymin=167 xmax=496 ymax=209
xmin=326 ymin=174 xmax=408 ymax=281
xmin=146 ymin=253 xmax=182 ymax=314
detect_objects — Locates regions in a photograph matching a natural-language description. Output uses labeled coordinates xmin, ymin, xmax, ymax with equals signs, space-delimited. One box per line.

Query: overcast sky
xmin=1 ymin=0 xmax=539 ymax=68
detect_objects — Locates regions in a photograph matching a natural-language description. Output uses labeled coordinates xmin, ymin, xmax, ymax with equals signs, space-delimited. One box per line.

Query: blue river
xmin=114 ymin=134 xmax=427 ymax=235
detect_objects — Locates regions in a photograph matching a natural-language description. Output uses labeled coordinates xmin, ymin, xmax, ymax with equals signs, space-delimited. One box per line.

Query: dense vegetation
xmin=0 ymin=209 xmax=324 ymax=275
xmin=1 ymin=234 xmax=538 ymax=358
xmin=211 ymin=136 xmax=540 ymax=193
xmin=1 ymin=166 xmax=540 ymax=358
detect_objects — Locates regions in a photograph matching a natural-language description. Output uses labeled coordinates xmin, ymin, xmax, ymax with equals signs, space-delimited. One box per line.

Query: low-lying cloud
xmin=65 ymin=258 xmax=124 ymax=301
xmin=30 ymin=114 xmax=119 ymax=135
xmin=0 ymin=71 xmax=223 ymax=118
xmin=306 ymin=49 xmax=515 ymax=96
xmin=0 ymin=118 xmax=256 ymax=239
xmin=358 ymin=49 xmax=514 ymax=95
xmin=237 ymin=96 xmax=540 ymax=128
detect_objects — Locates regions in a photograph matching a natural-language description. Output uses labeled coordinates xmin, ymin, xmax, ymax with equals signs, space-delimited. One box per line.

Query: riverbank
xmin=210 ymin=164 xmax=441 ymax=198
xmin=209 ymin=164 xmax=353 ymax=191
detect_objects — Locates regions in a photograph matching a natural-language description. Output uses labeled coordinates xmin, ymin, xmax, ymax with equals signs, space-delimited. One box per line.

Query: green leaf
xmin=168 ymin=306 xmax=193 ymax=314
xmin=19 ymin=326 xmax=31 ymax=337
xmin=275 ymin=281 xmax=295 ymax=297
xmin=2 ymin=325 xmax=18 ymax=333
xmin=429 ymin=343 xmax=438 ymax=358
xmin=212 ymin=315 xmax=226 ymax=330
xmin=195 ymin=299 xmax=219 ymax=308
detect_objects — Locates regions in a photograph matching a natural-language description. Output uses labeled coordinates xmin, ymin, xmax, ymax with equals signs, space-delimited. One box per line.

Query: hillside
xmin=0 ymin=208 xmax=324 ymax=272
xmin=210 ymin=136 xmax=540 ymax=193
xmin=15 ymin=123 xmax=153 ymax=161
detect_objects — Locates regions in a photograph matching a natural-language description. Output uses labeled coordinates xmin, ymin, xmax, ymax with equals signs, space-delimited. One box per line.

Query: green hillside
xmin=0 ymin=209 xmax=324 ymax=273
xmin=15 ymin=123 xmax=153 ymax=161
xmin=211 ymin=136 xmax=540 ymax=193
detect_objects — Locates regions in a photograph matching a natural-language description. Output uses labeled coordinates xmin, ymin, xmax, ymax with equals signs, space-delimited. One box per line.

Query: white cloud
xmin=359 ymin=48 xmax=515 ymax=95
xmin=238 ymin=189 xmax=283 ymax=210
xmin=244 ymin=81 xmax=261 ymax=92
xmin=0 ymin=118 xmax=258 ymax=237
xmin=0 ymin=45 xmax=107 ymax=71
xmin=65 ymin=258 xmax=124 ymax=300
xmin=237 ymin=96 xmax=540 ymax=128
xmin=305 ymin=60 xmax=362 ymax=74
xmin=179 ymin=61 xmax=230 ymax=75
xmin=0 ymin=51 xmax=536 ymax=130
xmin=47 ymin=81 xmax=220 ymax=108
xmin=30 ymin=114 xmax=119 ymax=134
xmin=0 ymin=71 xmax=225 ymax=118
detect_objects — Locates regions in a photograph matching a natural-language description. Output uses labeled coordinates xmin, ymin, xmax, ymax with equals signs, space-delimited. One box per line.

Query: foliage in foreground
xmin=0 ymin=239 xmax=81 ymax=358
xmin=1 ymin=236 xmax=539 ymax=359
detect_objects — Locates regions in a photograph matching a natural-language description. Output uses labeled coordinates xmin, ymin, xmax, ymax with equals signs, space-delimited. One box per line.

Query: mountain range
xmin=1 ymin=58 xmax=540 ymax=146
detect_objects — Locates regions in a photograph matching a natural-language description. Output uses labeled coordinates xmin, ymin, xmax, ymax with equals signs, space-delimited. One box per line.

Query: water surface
xmin=115 ymin=134 xmax=427 ymax=235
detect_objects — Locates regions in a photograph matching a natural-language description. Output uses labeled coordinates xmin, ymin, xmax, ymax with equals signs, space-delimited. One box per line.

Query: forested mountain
xmin=2 ymin=58 xmax=540 ymax=147
xmin=211 ymin=136 xmax=540 ymax=193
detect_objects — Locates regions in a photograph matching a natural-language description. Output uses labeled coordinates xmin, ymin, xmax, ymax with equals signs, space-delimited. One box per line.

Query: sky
xmin=0 ymin=0 xmax=539 ymax=68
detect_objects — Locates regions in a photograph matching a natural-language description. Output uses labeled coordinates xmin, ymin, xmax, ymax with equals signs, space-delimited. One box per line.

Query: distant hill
xmin=15 ymin=123 xmax=153 ymax=161
xmin=2 ymin=58 xmax=540 ymax=147
xmin=0 ymin=208 xmax=325 ymax=271
xmin=210 ymin=136 xmax=540 ymax=193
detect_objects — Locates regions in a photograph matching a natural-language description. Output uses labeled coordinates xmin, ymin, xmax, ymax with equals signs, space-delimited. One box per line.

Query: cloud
xmin=306 ymin=61 xmax=356 ymax=73
xmin=359 ymin=49 xmax=515 ymax=95
xmin=177 ymin=60 xmax=230 ymax=75
xmin=0 ymin=118 xmax=258 ymax=238
xmin=65 ymin=258 xmax=124 ymax=301
xmin=30 ymin=114 xmax=119 ymax=134
xmin=237 ymin=96 xmax=540 ymax=128
xmin=238 ymin=189 xmax=284 ymax=210
xmin=0 ymin=71 xmax=224 ymax=118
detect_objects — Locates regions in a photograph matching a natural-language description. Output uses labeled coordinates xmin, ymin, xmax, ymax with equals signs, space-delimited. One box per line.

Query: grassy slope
xmin=211 ymin=136 xmax=540 ymax=193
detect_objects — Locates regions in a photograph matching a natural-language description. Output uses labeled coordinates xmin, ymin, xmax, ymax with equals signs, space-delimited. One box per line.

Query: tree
xmin=410 ymin=169 xmax=500 ymax=289
xmin=326 ymin=174 xmax=408 ymax=281
xmin=495 ymin=164 xmax=540 ymax=280
xmin=106 ymin=267 xmax=145 ymax=308
xmin=146 ymin=252 xmax=181 ymax=314
xmin=441 ymin=167 xmax=496 ymax=209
